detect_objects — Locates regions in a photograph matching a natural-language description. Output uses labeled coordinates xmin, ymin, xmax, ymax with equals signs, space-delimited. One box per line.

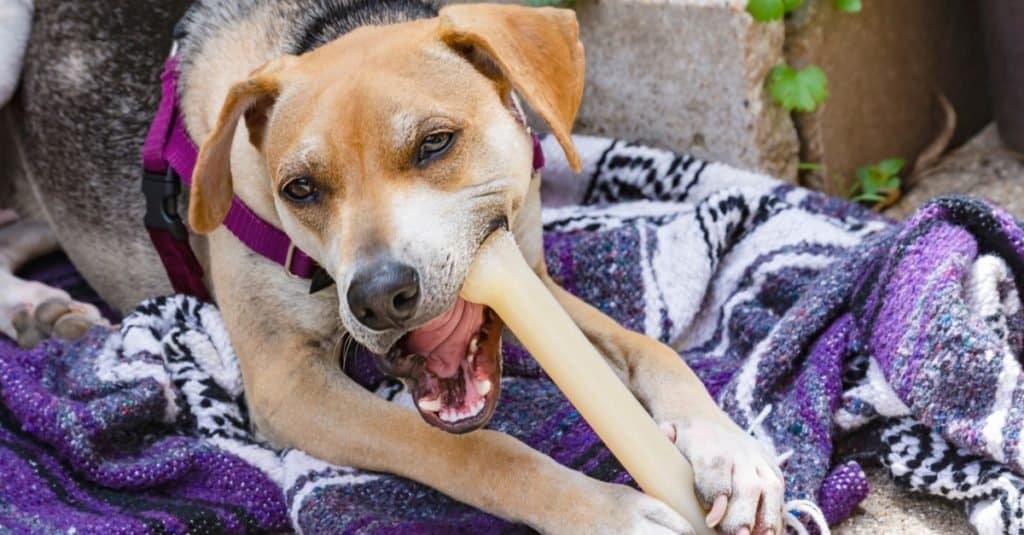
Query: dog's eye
xmin=417 ymin=131 xmax=455 ymax=165
xmin=281 ymin=177 xmax=319 ymax=204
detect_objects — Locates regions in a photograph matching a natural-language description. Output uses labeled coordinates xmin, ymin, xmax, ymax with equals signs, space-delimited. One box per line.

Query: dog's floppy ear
xmin=438 ymin=4 xmax=585 ymax=172
xmin=189 ymin=59 xmax=290 ymax=234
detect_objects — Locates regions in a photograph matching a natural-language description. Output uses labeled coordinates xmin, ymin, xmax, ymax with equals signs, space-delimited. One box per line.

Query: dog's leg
xmin=541 ymin=276 xmax=785 ymax=535
xmin=0 ymin=217 xmax=108 ymax=347
xmin=232 ymin=326 xmax=692 ymax=535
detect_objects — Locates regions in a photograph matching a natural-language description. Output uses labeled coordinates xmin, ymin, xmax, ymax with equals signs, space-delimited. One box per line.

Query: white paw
xmin=0 ymin=273 xmax=109 ymax=347
xmin=586 ymin=482 xmax=695 ymax=535
xmin=660 ymin=417 xmax=785 ymax=535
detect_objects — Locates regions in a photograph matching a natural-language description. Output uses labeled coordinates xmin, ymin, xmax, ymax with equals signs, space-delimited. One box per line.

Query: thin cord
xmin=784 ymin=499 xmax=831 ymax=535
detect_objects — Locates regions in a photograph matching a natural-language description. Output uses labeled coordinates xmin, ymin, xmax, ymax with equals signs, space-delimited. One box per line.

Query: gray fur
xmin=10 ymin=0 xmax=437 ymax=311
xmin=12 ymin=0 xmax=192 ymax=309
xmin=178 ymin=0 xmax=437 ymax=65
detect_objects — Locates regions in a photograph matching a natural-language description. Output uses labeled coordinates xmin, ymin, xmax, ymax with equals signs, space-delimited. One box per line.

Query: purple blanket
xmin=3 ymin=135 xmax=1024 ymax=534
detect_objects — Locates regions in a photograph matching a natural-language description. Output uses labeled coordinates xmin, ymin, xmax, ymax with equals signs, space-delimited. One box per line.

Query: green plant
xmin=767 ymin=64 xmax=828 ymax=112
xmin=751 ymin=1 xmax=864 ymax=113
xmin=746 ymin=0 xmax=804 ymax=21
xmin=850 ymin=157 xmax=904 ymax=203
xmin=834 ymin=0 xmax=862 ymax=13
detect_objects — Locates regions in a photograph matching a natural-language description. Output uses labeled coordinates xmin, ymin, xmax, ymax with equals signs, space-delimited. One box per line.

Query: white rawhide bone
xmin=460 ymin=230 xmax=714 ymax=535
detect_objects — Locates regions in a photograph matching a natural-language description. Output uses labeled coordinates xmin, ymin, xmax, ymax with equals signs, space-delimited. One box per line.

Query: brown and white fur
xmin=3 ymin=1 xmax=784 ymax=533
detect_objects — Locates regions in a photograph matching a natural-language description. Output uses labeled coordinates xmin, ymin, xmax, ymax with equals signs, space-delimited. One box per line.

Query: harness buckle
xmin=142 ymin=168 xmax=189 ymax=241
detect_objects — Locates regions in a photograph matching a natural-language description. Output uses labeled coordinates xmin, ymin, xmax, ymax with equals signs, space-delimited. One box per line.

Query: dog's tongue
xmin=405 ymin=298 xmax=485 ymax=378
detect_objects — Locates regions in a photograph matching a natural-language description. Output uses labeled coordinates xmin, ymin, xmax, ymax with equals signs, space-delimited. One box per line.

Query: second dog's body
xmin=5 ymin=1 xmax=785 ymax=533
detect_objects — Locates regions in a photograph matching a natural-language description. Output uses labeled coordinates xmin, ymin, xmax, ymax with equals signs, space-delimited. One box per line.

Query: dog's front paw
xmin=552 ymin=480 xmax=694 ymax=535
xmin=660 ymin=416 xmax=784 ymax=535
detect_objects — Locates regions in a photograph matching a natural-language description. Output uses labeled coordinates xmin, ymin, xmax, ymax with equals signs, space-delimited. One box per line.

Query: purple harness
xmin=140 ymin=54 xmax=544 ymax=300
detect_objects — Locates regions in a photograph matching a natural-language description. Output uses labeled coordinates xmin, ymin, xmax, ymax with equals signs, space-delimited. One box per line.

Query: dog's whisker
xmin=338 ymin=332 xmax=359 ymax=371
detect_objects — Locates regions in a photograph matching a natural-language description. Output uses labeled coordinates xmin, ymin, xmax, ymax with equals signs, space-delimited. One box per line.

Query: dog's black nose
xmin=347 ymin=261 xmax=421 ymax=330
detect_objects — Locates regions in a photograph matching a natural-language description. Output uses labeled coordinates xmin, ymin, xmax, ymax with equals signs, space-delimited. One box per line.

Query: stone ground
xmin=828 ymin=123 xmax=1024 ymax=535
xmin=834 ymin=466 xmax=969 ymax=534
xmin=888 ymin=124 xmax=1024 ymax=220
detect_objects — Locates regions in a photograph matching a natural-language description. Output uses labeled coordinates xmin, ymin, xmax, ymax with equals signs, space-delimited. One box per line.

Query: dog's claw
xmin=706 ymin=494 xmax=728 ymax=527
xmin=35 ymin=297 xmax=73 ymax=335
xmin=11 ymin=305 xmax=33 ymax=333
xmin=15 ymin=326 xmax=44 ymax=349
xmin=659 ymin=421 xmax=677 ymax=443
xmin=53 ymin=313 xmax=98 ymax=340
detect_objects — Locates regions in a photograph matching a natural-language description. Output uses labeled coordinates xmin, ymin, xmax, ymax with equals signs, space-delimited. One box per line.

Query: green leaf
xmin=850 ymin=156 xmax=904 ymax=204
xmin=767 ymin=64 xmax=829 ymax=112
xmin=747 ymin=0 xmax=785 ymax=21
xmin=855 ymin=166 xmax=871 ymax=184
xmin=852 ymin=192 xmax=886 ymax=202
xmin=835 ymin=0 xmax=862 ymax=13
xmin=797 ymin=162 xmax=823 ymax=171
xmin=747 ymin=0 xmax=803 ymax=22
xmin=783 ymin=0 xmax=805 ymax=11
xmin=876 ymin=157 xmax=905 ymax=177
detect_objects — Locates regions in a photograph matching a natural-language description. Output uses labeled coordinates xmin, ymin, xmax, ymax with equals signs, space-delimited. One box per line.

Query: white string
xmin=783 ymin=499 xmax=831 ymax=535
xmin=747 ymin=403 xmax=774 ymax=433
xmin=745 ymin=404 xmax=795 ymax=467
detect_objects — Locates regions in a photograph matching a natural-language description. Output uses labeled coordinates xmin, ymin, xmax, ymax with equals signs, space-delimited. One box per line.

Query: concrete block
xmin=448 ymin=0 xmax=800 ymax=180
xmin=573 ymin=0 xmax=799 ymax=180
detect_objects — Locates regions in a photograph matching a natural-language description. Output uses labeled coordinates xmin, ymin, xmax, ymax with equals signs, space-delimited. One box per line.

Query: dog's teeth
xmin=475 ymin=379 xmax=492 ymax=397
xmin=468 ymin=399 xmax=485 ymax=416
xmin=418 ymin=397 xmax=441 ymax=412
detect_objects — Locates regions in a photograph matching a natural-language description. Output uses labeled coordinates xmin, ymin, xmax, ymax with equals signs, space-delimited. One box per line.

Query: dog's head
xmin=188 ymin=4 xmax=584 ymax=433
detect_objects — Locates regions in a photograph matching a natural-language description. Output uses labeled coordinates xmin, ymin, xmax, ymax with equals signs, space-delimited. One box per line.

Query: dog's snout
xmin=347 ymin=261 xmax=421 ymax=330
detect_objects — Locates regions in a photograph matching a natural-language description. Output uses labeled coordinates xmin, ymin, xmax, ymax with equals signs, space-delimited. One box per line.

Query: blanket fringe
xmin=747 ymin=404 xmax=774 ymax=433
xmin=783 ymin=499 xmax=830 ymax=535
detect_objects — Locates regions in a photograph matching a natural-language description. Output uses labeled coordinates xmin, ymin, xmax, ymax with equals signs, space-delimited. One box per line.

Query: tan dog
xmin=5 ymin=2 xmax=783 ymax=533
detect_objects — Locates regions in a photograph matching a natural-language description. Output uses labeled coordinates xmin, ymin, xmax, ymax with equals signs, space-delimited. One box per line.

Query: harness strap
xmin=141 ymin=56 xmax=211 ymax=300
xmin=141 ymin=56 xmax=317 ymax=300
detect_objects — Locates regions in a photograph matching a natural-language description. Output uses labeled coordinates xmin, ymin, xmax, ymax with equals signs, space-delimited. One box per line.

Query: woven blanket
xmin=4 ymin=134 xmax=1024 ymax=534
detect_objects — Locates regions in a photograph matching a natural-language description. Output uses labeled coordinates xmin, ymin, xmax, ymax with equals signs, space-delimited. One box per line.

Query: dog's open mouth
xmin=379 ymin=298 xmax=503 ymax=433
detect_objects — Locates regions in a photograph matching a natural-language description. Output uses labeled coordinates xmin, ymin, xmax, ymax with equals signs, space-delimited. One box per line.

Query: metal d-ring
xmin=284 ymin=243 xmax=301 ymax=279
